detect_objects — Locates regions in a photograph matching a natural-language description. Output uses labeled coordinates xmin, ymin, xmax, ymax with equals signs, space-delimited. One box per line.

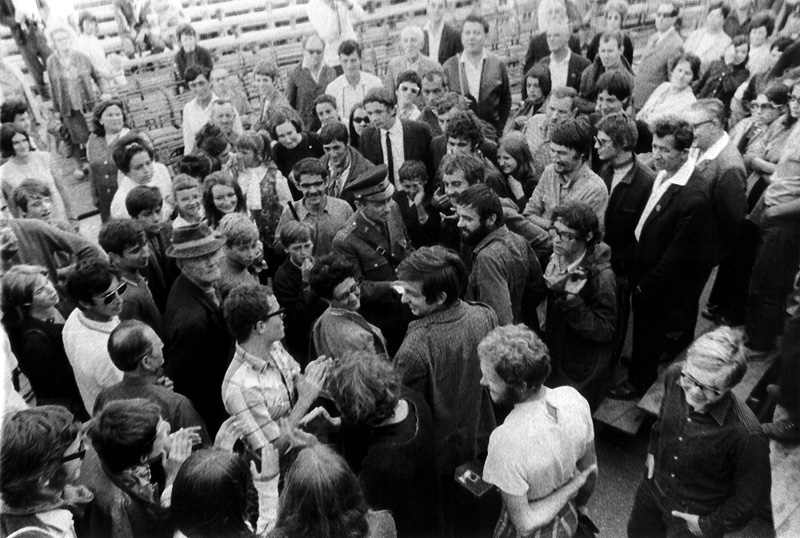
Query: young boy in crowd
xmin=273 ymin=220 xmax=328 ymax=366
xmin=125 ymin=185 xmax=176 ymax=312
xmin=394 ymin=160 xmax=440 ymax=247
xmin=314 ymin=94 xmax=340 ymax=131
xmin=98 ymin=218 xmax=164 ymax=337
xmin=171 ymin=173 xmax=205 ymax=228
xmin=216 ymin=213 xmax=262 ymax=300
xmin=12 ymin=179 xmax=72 ymax=232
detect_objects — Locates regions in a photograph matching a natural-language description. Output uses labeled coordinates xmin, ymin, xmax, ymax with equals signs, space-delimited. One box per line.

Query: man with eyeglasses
xmin=287 ymin=34 xmax=338 ymax=132
xmin=627 ymin=326 xmax=770 ymax=538
xmin=686 ymin=99 xmax=747 ymax=330
xmin=164 ymin=222 xmax=232 ymax=436
xmin=275 ymin=157 xmax=353 ymax=257
xmin=609 ymin=117 xmax=711 ymax=400
xmin=222 ymin=284 xmax=331 ymax=455
xmin=62 ymin=258 xmax=125 ymax=414
xmin=632 ymin=2 xmax=684 ymax=111
xmin=96 ymin=319 xmax=211 ymax=445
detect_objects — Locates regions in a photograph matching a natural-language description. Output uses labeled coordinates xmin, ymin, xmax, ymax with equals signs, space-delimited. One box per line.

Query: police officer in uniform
xmin=332 ymin=165 xmax=412 ymax=354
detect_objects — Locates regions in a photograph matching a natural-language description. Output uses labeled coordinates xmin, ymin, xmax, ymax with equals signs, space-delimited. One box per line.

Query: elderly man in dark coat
xmin=163 ymin=222 xmax=232 ymax=436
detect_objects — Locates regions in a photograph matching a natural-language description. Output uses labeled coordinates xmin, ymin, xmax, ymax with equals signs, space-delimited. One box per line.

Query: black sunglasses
xmin=100 ymin=282 xmax=127 ymax=305
xmin=264 ymin=308 xmax=286 ymax=321
xmin=353 ymin=116 xmax=370 ymax=124
xmin=61 ymin=440 xmax=86 ymax=462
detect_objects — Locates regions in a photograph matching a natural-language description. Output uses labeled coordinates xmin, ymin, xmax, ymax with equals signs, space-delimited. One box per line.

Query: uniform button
xmin=687 ymin=418 xmax=692 ymax=423
xmin=670 ymin=473 xmax=675 ymax=478
xmin=678 ymin=437 xmax=683 ymax=441
xmin=673 ymin=456 xmax=678 ymax=460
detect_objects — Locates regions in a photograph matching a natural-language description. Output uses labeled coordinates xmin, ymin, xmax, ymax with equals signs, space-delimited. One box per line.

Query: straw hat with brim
xmin=166 ymin=222 xmax=225 ymax=259
xmin=351 ymin=165 xmax=395 ymax=202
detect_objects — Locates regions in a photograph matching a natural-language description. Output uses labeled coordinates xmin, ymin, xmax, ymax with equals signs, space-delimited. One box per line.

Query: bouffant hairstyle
xmin=524 ymin=63 xmax=552 ymax=100
xmin=307 ymin=254 xmax=358 ymax=301
xmin=112 ymin=133 xmax=154 ymax=174
xmin=669 ymin=52 xmax=702 ymax=82
xmin=92 ymin=98 xmax=128 ymax=137
xmin=0 ymin=123 xmax=30 ymax=159
xmin=328 ymin=351 xmax=399 ymax=426
xmin=269 ymin=107 xmax=304 ymax=141
xmin=0 ymin=99 xmax=29 ymax=123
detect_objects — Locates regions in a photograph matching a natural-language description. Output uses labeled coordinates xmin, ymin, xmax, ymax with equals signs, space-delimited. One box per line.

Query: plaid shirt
xmin=649 ymin=368 xmax=771 ymax=536
xmin=221 ymin=342 xmax=300 ymax=450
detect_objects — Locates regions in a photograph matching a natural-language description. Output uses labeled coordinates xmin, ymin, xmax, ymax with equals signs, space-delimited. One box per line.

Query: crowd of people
xmin=2 ymin=0 xmax=800 ymax=535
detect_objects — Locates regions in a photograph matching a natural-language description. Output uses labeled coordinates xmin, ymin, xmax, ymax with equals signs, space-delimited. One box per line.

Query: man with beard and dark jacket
xmin=456 ymin=184 xmax=547 ymax=328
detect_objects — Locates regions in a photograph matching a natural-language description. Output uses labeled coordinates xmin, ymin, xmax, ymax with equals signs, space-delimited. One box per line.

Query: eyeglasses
xmin=332 ymin=277 xmax=363 ymax=302
xmin=264 ymin=308 xmax=286 ymax=321
xmin=750 ymin=102 xmax=780 ymax=110
xmin=298 ymin=180 xmax=326 ymax=189
xmin=305 ymin=49 xmax=324 ymax=55
xmin=680 ymin=371 xmax=723 ymax=398
xmin=789 ymin=95 xmax=800 ymax=104
xmin=99 ymin=282 xmax=127 ymax=305
xmin=352 ymin=116 xmax=370 ymax=124
xmin=61 ymin=440 xmax=86 ymax=463
xmin=547 ymin=226 xmax=579 ymax=242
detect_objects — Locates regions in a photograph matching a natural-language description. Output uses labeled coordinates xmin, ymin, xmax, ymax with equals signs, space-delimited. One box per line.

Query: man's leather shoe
xmin=607 ymin=381 xmax=643 ymax=400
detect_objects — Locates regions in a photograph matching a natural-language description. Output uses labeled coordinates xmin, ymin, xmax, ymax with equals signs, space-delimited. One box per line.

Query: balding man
xmin=384 ymin=25 xmax=441 ymax=98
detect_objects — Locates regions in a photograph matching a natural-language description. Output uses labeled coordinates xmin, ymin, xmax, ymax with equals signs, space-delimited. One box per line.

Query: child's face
xmin=287 ymin=240 xmax=313 ymax=266
xmin=136 ymin=206 xmax=163 ymax=233
xmin=176 ymin=187 xmax=203 ymax=221
xmin=23 ymin=196 xmax=53 ymax=221
xmin=180 ymin=33 xmax=197 ymax=52
xmin=227 ymin=238 xmax=261 ymax=267
xmin=117 ymin=240 xmax=150 ymax=272
xmin=398 ymin=178 xmax=424 ymax=198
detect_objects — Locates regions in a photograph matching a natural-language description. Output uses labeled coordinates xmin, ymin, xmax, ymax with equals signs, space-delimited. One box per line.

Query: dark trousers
xmin=628 ymin=478 xmax=723 ymax=538
xmin=745 ymin=214 xmax=800 ymax=351
xmin=13 ymin=26 xmax=50 ymax=92
xmin=778 ymin=300 xmax=800 ymax=419
xmin=629 ymin=291 xmax=668 ymax=393
xmin=707 ymin=221 xmax=759 ymax=324
xmin=439 ymin=474 xmax=500 ymax=538
xmin=610 ymin=275 xmax=631 ymax=368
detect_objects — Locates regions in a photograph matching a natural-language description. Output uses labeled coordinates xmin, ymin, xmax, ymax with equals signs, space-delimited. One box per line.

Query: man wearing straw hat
xmin=163 ymin=222 xmax=231 ymax=437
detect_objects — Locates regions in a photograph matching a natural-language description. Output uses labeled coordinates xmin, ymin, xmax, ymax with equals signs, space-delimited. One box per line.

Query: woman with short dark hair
xmin=87 ymin=98 xmax=131 ymax=222
xmin=270 ymin=107 xmax=324 ymax=198
xmin=0 ymin=406 xmax=92 ymax=537
xmin=110 ymin=134 xmax=173 ymax=219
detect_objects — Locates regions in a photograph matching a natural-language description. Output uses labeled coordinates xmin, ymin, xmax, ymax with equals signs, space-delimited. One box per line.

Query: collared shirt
xmin=764 ymin=122 xmax=800 ymax=207
xmin=424 ymin=21 xmax=444 ymax=62
xmin=459 ymin=49 xmax=487 ymax=99
xmin=484 ymin=387 xmax=593 ymax=500
xmin=380 ymin=118 xmax=405 ymax=181
xmin=326 ymin=71 xmax=383 ymax=122
xmin=221 ymin=342 xmax=301 ymax=450
xmin=695 ymin=132 xmax=730 ymax=165
xmin=635 ymin=156 xmax=696 ymax=240
xmin=549 ymin=50 xmax=572 ymax=89
xmin=183 ymin=94 xmax=242 ymax=155
xmin=327 ymin=152 xmax=353 ymax=198
xmin=276 ymin=195 xmax=354 ymax=256
xmin=524 ymin=163 xmax=609 ymax=225
xmin=650 ymin=369 xmax=770 ymax=537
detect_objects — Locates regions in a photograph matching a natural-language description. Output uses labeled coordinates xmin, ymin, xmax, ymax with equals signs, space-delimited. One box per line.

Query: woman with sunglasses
xmin=1 ymin=265 xmax=88 ymax=420
xmin=542 ymin=201 xmax=616 ymax=412
xmin=308 ymin=254 xmax=388 ymax=360
xmin=348 ymin=102 xmax=370 ymax=150
xmin=0 ymin=406 xmax=92 ymax=537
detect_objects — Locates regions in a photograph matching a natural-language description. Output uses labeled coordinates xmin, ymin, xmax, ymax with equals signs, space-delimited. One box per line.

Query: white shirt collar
xmin=459 ymin=49 xmax=488 ymax=66
xmin=550 ymin=49 xmax=571 ymax=66
xmin=656 ymin=154 xmax=696 ymax=188
xmin=695 ymin=132 xmax=730 ymax=164
xmin=382 ymin=117 xmax=403 ymax=136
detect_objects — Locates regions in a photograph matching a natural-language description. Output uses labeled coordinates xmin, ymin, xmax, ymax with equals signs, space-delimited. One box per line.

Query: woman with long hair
xmin=494 ymin=132 xmax=538 ymax=211
xmin=87 ymin=98 xmax=131 ymax=222
xmin=203 ymin=171 xmax=248 ymax=229
xmin=269 ymin=443 xmax=396 ymax=538
xmin=1 ymin=265 xmax=87 ymax=419
xmin=348 ymin=103 xmax=370 ymax=151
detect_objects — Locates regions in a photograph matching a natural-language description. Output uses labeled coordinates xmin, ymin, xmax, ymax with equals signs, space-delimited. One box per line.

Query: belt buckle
xmin=376 ymin=246 xmax=386 ymax=256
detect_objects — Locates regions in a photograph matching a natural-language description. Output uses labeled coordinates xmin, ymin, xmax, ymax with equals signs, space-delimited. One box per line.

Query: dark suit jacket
xmin=422 ymin=23 xmax=463 ymax=66
xmin=694 ymin=141 xmax=748 ymax=264
xmin=359 ymin=119 xmax=434 ymax=182
xmin=442 ymin=52 xmax=513 ymax=134
xmin=164 ymin=274 xmax=232 ymax=436
xmin=635 ymin=170 xmax=712 ymax=304
xmin=535 ymin=53 xmax=591 ymax=93
xmin=321 ymin=146 xmax=374 ymax=209
xmin=522 ymin=32 xmax=582 ymax=98
xmin=599 ymin=157 xmax=655 ymax=281
xmin=419 ymin=108 xmax=442 ymax=137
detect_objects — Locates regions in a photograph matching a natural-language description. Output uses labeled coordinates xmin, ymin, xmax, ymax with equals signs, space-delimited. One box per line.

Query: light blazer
xmin=422 ymin=22 xmax=463 ymax=65
xmin=535 ymin=53 xmax=591 ymax=93
xmin=442 ymin=52 xmax=513 ymax=134
xmin=633 ymin=28 xmax=684 ymax=109
xmin=359 ymin=119 xmax=434 ymax=182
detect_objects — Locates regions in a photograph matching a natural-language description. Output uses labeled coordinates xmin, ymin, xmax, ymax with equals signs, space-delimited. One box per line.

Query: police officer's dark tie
xmin=385 ymin=131 xmax=395 ymax=185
